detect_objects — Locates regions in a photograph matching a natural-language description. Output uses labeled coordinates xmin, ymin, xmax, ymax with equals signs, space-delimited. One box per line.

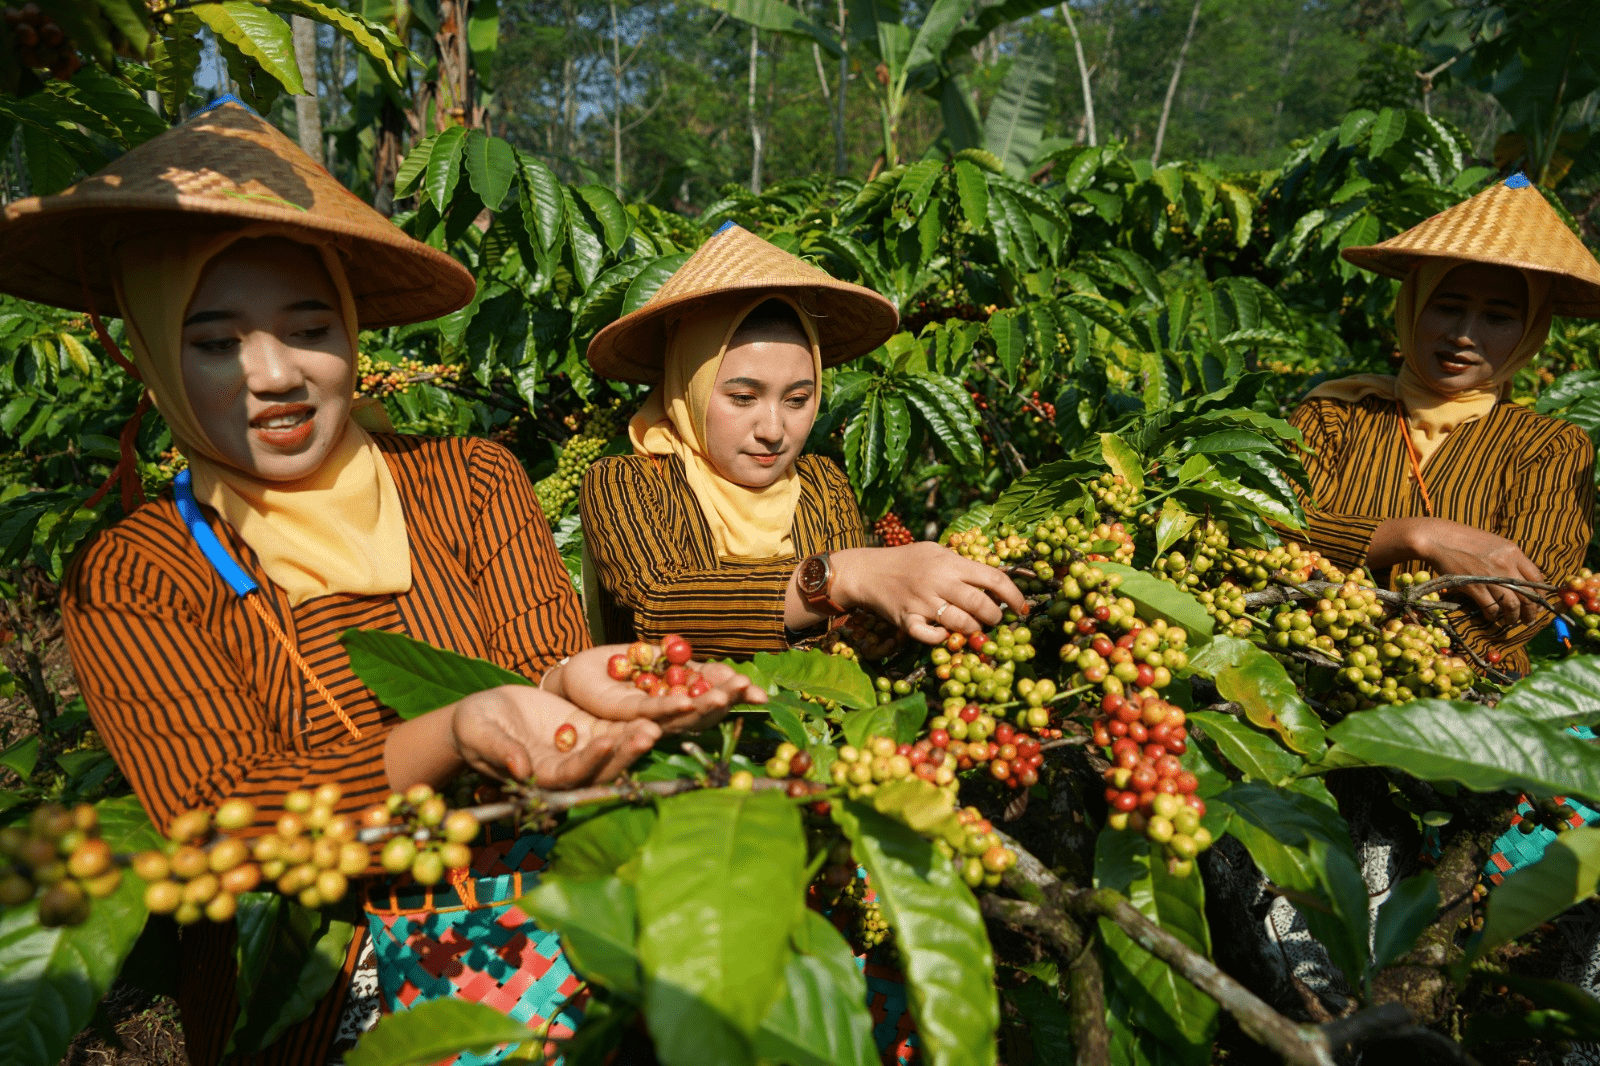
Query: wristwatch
xmin=797 ymin=552 xmax=846 ymax=616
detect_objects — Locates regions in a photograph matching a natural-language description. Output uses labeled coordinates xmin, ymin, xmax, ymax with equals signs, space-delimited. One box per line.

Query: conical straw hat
xmin=587 ymin=222 xmax=899 ymax=383
xmin=1342 ymin=174 xmax=1600 ymax=317
xmin=0 ymin=99 xmax=474 ymax=328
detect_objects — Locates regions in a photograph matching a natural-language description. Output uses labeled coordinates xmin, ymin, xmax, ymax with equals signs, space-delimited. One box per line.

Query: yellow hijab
xmin=628 ymin=294 xmax=822 ymax=561
xmin=113 ymin=224 xmax=411 ymax=606
xmin=1305 ymin=258 xmax=1554 ymax=467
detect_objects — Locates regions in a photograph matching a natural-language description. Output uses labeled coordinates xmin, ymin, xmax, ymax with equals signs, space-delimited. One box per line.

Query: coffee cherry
xmin=553 ymin=723 xmax=578 ymax=753
xmin=411 ymin=850 xmax=445 ymax=886
xmin=381 ymin=837 xmax=417 ymax=874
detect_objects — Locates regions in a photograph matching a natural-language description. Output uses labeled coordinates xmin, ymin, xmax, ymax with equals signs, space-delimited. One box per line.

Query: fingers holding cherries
xmin=559 ymin=635 xmax=766 ymax=733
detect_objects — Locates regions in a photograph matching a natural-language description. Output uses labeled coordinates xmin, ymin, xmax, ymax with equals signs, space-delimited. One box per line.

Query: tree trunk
xmin=748 ymin=26 xmax=764 ymax=193
xmin=291 ymin=15 xmax=324 ymax=164
xmin=834 ymin=0 xmax=848 ymax=176
xmin=1150 ymin=0 xmax=1201 ymax=166
xmin=611 ymin=0 xmax=624 ymax=194
xmin=1060 ymin=2 xmax=1096 ymax=146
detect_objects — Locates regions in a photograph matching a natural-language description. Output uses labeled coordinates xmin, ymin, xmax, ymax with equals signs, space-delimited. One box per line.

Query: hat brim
xmin=588 ymin=282 xmax=900 ymax=384
xmin=0 ymin=195 xmax=474 ymax=329
xmin=1341 ymin=244 xmax=1600 ymax=318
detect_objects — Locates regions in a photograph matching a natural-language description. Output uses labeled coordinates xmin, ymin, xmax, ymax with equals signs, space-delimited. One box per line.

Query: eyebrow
xmin=183 ymin=298 xmax=334 ymax=327
xmin=1433 ymin=290 xmax=1523 ymax=310
xmin=721 ymin=377 xmax=817 ymax=390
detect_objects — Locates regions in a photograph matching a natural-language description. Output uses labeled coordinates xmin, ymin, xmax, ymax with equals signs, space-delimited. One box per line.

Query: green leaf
xmin=420 ymin=125 xmax=467 ymax=212
xmin=576 ymin=184 xmax=631 ymax=254
xmin=518 ymin=154 xmax=567 ymax=251
xmin=1370 ymin=872 xmax=1439 ymax=976
xmin=880 ymin=390 xmax=913 ymax=476
xmin=1154 ymin=502 xmax=1199 ymax=556
xmin=1097 ymin=563 xmax=1214 ymax=644
xmin=148 ymin=16 xmax=205 ymax=120
xmin=347 ymin=999 xmax=543 ymax=1066
xmin=987 ymin=459 xmax=1101 ymax=531
xmin=1498 ymin=655 xmax=1600 ymax=726
xmin=637 ymin=790 xmax=807 ymax=1066
xmin=562 ymin=185 xmax=607 ymax=289
xmin=0 ymin=734 xmax=39 ymax=780
xmin=901 ymin=374 xmax=983 ymax=463
xmin=1188 ymin=711 xmax=1302 ymax=785
xmin=520 ymin=874 xmax=641 ymax=998
xmin=269 ymin=0 xmax=408 ymax=86
xmin=981 ymin=39 xmax=1055 ymax=178
xmin=1099 ymin=432 xmax=1144 ymax=493
xmin=1187 ymin=636 xmax=1325 ymax=754
xmin=1326 ymin=700 xmax=1600 ymax=800
xmin=841 ymin=693 xmax=929 ymax=749
xmin=550 ymin=806 xmax=658 ymax=879
xmin=1093 ymin=830 xmax=1217 ymax=1058
xmin=465 ymin=0 xmax=500 ymax=84
xmin=989 ymin=310 xmax=1024 ymax=384
xmin=701 ymin=0 xmax=842 ymax=56
xmin=340 ymin=628 xmax=529 ymax=720
xmin=193 ymin=3 xmax=304 ymax=95
xmin=462 ymin=130 xmax=517 ymax=211
xmin=755 ymin=912 xmax=876 ymax=1066
xmin=228 ymin=903 xmax=355 ymax=1053
xmin=763 ymin=695 xmax=811 ymax=748
xmin=1475 ymin=827 xmax=1600 ymax=959
xmin=750 ymin=649 xmax=876 ymax=709
xmin=622 ymin=253 xmax=694 ymax=317
xmin=1004 ymin=980 xmax=1072 ymax=1066
xmin=952 ymin=159 xmax=990 ymax=229
xmin=831 ymin=800 xmax=997 ymax=1066
xmin=1368 ymin=108 xmax=1407 ymax=158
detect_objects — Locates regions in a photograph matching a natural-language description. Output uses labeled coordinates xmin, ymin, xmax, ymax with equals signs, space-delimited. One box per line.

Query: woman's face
xmin=181 ymin=239 xmax=354 ymax=481
xmin=701 ymin=327 xmax=817 ymax=489
xmin=1412 ymin=263 xmax=1529 ymax=393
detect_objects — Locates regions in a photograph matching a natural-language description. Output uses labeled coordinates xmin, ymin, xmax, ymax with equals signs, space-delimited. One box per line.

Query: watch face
xmin=799 ymin=554 xmax=829 ymax=594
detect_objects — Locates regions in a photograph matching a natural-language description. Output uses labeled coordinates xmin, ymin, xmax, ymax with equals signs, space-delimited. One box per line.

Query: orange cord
xmin=244 ymin=594 xmax=364 ymax=741
xmin=1394 ymin=398 xmax=1436 ymax=518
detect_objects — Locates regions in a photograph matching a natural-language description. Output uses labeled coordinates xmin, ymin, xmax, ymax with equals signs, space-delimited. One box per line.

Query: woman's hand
xmin=1368 ymin=516 xmax=1547 ymax=627
xmin=542 ymin=645 xmax=766 ymax=733
xmin=828 ymin=543 xmax=1028 ymax=645
xmin=451 ymin=686 xmax=661 ymax=788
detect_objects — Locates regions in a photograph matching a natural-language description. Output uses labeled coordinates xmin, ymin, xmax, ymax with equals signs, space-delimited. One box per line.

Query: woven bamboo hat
xmin=1342 ymin=173 xmax=1600 ymax=317
xmin=0 ymin=99 xmax=474 ymax=328
xmin=586 ymin=222 xmax=900 ymax=383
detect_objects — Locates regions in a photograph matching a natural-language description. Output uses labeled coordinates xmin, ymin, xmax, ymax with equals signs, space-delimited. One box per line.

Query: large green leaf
xmin=622 ymin=253 xmax=694 ymax=316
xmin=1475 ymin=827 xmax=1600 ymax=959
xmin=755 ymin=911 xmax=877 ymax=1066
xmin=981 ymin=39 xmax=1054 ymax=177
xmin=832 ymin=800 xmax=997 ymax=1066
xmin=1097 ymin=563 xmax=1214 ymax=644
xmin=1326 ymin=700 xmax=1600 ymax=800
xmin=393 ymin=131 xmax=439 ymax=199
xmin=952 ymin=159 xmax=990 ymax=229
xmin=1093 ymin=830 xmax=1216 ymax=1062
xmin=636 ymin=790 xmax=807 ymax=1066
xmin=518 ymin=153 xmax=567 ymax=251
xmin=422 ymin=125 xmax=468 ymax=212
xmin=340 ymin=628 xmax=529 ymax=720
xmin=576 ymin=184 xmax=631 ymax=254
xmin=462 ymin=130 xmax=517 ymax=211
xmin=347 ymin=999 xmax=542 ymax=1066
xmin=520 ymin=874 xmax=641 ymax=998
xmin=1186 ymin=636 xmax=1324 ymax=753
xmin=1370 ymin=872 xmax=1438 ymax=977
xmin=840 ymin=692 xmax=929 ymax=748
xmin=194 ymin=3 xmax=304 ymax=95
xmin=270 ymin=0 xmax=408 ymax=86
xmin=987 ymin=459 xmax=1101 ymax=530
xmin=562 ymin=185 xmax=607 ymax=289
xmin=0 ymin=837 xmax=150 ymax=1066
xmin=229 ymin=903 xmax=355 ymax=1053
xmin=749 ymin=649 xmax=876 ymax=709
xmin=1498 ymin=655 xmax=1600 ymax=726
xmin=1099 ymin=432 xmax=1145 ymax=492
xmin=550 ymin=806 xmax=658 ymax=879
xmin=1188 ymin=711 xmax=1303 ymax=785
xmin=700 ymin=0 xmax=842 ymax=55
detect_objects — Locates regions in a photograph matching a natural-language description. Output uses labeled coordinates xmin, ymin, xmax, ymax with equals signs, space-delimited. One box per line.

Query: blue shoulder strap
xmin=173 ymin=469 xmax=259 ymax=597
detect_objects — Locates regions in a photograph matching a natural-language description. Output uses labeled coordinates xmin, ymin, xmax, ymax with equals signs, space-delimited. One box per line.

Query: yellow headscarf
xmin=628 ymin=294 xmax=822 ymax=561
xmin=1305 ymin=258 xmax=1554 ymax=467
xmin=113 ymin=223 xmax=411 ymax=606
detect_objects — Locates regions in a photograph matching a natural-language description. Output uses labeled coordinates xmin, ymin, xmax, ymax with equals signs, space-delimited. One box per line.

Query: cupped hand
xmin=1372 ymin=516 xmax=1547 ymax=627
xmin=833 ymin=543 xmax=1028 ymax=645
xmin=451 ymin=685 xmax=660 ymax=788
xmin=549 ymin=645 xmax=766 ymax=733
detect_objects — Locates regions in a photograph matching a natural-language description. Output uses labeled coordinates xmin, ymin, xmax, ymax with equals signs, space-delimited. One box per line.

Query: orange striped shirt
xmin=579 ymin=454 xmax=867 ymax=657
xmin=1289 ymin=395 xmax=1595 ymax=672
xmin=61 ymin=434 xmax=587 ymax=1065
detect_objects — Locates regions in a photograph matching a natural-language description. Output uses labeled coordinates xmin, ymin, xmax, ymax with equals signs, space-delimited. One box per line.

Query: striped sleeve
xmin=464 ymin=439 xmax=590 ymax=679
xmin=810 ymin=456 xmax=871 ymax=552
xmin=580 ymin=456 xmax=796 ymax=657
xmin=60 ymin=530 xmax=389 ymax=833
xmin=1288 ymin=399 xmax=1386 ymax=568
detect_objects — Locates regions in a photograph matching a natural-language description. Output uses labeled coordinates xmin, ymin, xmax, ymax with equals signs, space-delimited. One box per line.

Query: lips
xmin=1433 ymin=350 xmax=1480 ymax=375
xmin=749 ymin=453 xmax=782 ymax=466
xmin=251 ymin=404 xmax=315 ymax=448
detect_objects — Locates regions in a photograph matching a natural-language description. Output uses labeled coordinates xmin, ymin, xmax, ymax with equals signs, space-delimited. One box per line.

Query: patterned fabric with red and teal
xmin=364 ymin=831 xmax=587 ymax=1065
xmin=821 ymin=871 xmax=920 ymax=1065
xmin=1482 ymin=725 xmax=1600 ymax=885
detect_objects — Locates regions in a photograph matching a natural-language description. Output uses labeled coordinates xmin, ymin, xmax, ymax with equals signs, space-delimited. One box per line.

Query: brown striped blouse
xmin=579 ymin=453 xmax=867 ymax=658
xmin=61 ymin=433 xmax=587 ymax=1066
xmin=1289 ymin=395 xmax=1595 ymax=672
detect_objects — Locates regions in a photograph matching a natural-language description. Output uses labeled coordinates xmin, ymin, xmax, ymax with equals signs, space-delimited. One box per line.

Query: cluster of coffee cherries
xmin=945 ymin=806 xmax=1015 ymax=889
xmin=924 ymin=711 xmax=1044 ymax=789
xmin=534 ymin=400 xmax=624 ymax=518
xmin=1087 ymin=473 xmax=1143 ymax=520
xmin=1561 ymin=570 xmax=1600 ymax=646
xmin=0 ymin=804 xmax=122 ymax=926
xmin=825 ymin=735 xmax=959 ymax=796
xmin=824 ymin=610 xmax=901 ymax=662
xmin=137 ymin=787 xmax=372 ymax=924
xmin=1094 ymin=692 xmax=1210 ymax=876
xmin=873 ymin=512 xmax=915 ymax=546
xmin=840 ymin=870 xmax=890 ymax=949
xmin=1057 ymin=603 xmax=1190 ymax=703
xmin=606 ymin=635 xmax=712 ymax=698
xmin=929 ymin=623 xmax=1038 ymax=710
xmin=355 ymin=353 xmax=459 ymax=398
xmin=373 ymin=784 xmax=482 ymax=887
xmin=5 ymin=4 xmax=81 ymax=81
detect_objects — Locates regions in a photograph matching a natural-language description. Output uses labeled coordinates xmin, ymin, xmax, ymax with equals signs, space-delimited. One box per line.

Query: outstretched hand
xmin=451 ymin=686 xmax=660 ymax=788
xmin=1370 ymin=516 xmax=1547 ymax=628
xmin=832 ymin=543 xmax=1028 ymax=645
xmin=545 ymin=644 xmax=767 ymax=733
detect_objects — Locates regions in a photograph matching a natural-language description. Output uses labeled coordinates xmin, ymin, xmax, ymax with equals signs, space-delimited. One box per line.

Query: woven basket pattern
xmin=587 ymin=223 xmax=899 ymax=383
xmin=1342 ymin=178 xmax=1600 ymax=317
xmin=0 ymin=103 xmax=474 ymax=328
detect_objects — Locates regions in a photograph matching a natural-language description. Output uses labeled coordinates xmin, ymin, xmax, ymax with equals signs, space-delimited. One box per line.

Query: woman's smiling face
xmin=180 ymin=238 xmax=355 ymax=481
xmin=701 ymin=319 xmax=817 ymax=489
xmin=1412 ymin=262 xmax=1529 ymax=394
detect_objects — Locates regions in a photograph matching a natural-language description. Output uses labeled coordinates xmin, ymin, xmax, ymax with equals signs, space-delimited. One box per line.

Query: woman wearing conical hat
xmin=1291 ymin=174 xmax=1597 ymax=672
xmin=579 ymin=223 xmax=1028 ymax=662
xmin=0 ymin=100 xmax=761 ymax=1065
